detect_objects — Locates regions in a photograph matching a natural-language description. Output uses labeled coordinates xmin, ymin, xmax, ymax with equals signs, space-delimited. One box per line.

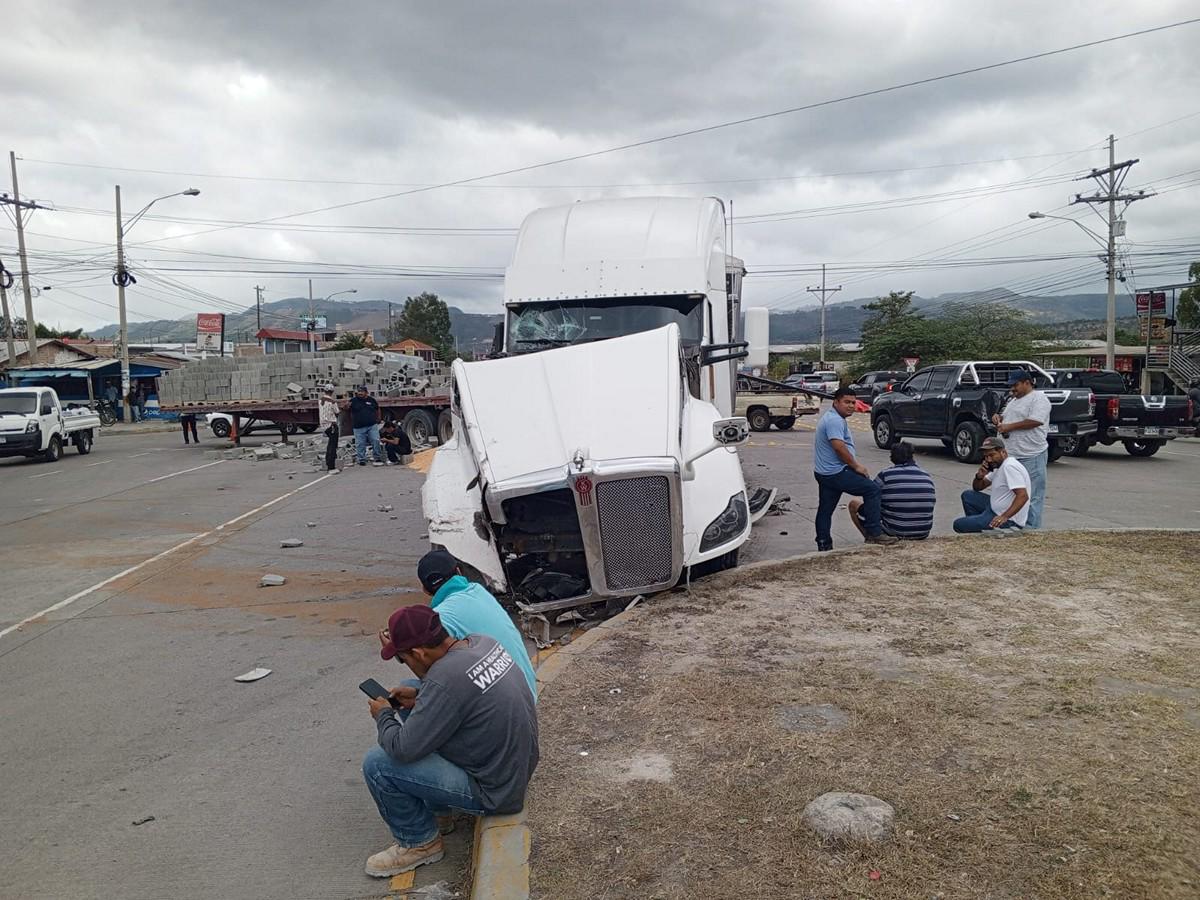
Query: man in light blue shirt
xmin=417 ymin=550 xmax=537 ymax=700
xmin=813 ymin=388 xmax=898 ymax=551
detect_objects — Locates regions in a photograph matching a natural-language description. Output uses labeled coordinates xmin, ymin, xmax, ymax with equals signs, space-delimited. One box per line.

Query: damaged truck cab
xmin=422 ymin=197 xmax=754 ymax=613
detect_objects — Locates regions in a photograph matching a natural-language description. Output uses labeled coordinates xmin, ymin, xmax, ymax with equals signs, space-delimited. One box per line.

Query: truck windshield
xmin=0 ymin=392 xmax=38 ymax=415
xmin=506 ymin=295 xmax=704 ymax=353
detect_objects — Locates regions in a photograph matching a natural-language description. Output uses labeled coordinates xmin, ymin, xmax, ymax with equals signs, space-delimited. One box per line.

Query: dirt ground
xmin=527 ymin=531 xmax=1200 ymax=900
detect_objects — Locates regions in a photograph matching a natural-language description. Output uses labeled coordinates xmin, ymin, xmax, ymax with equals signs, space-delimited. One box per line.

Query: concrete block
xmin=260 ymin=574 xmax=286 ymax=587
xmin=280 ymin=538 xmax=304 ymax=548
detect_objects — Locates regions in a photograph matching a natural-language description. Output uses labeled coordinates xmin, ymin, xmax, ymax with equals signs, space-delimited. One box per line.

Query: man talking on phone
xmin=360 ymin=605 xmax=538 ymax=878
xmin=952 ymin=436 xmax=1031 ymax=533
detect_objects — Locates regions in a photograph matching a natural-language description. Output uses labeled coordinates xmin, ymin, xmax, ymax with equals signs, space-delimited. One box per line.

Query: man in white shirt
xmin=318 ymin=384 xmax=341 ymax=473
xmin=952 ymin=436 xmax=1031 ymax=533
xmin=991 ymin=370 xmax=1051 ymax=529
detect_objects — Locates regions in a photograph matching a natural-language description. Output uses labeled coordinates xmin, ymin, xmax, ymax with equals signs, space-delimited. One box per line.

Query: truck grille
xmin=595 ymin=475 xmax=673 ymax=590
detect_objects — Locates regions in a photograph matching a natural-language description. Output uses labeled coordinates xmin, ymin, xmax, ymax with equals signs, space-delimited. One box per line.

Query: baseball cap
xmin=981 ymin=435 xmax=1006 ymax=451
xmin=380 ymin=604 xmax=445 ymax=660
xmin=1007 ymin=370 xmax=1034 ymax=385
xmin=417 ymin=549 xmax=459 ymax=593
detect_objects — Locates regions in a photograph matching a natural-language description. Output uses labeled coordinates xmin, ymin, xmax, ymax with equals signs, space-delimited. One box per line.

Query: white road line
xmin=145 ymin=460 xmax=224 ymax=483
xmin=85 ymin=460 xmax=113 ymax=468
xmin=0 ymin=471 xmax=335 ymax=641
xmin=28 ymin=470 xmax=63 ymax=480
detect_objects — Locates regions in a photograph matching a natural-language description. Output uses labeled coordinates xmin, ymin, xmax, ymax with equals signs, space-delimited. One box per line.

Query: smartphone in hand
xmin=359 ymin=678 xmax=400 ymax=709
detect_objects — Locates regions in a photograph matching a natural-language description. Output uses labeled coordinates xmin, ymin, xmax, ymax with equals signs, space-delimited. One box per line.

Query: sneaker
xmin=364 ymin=837 xmax=444 ymax=878
xmin=358 ymin=460 xmax=367 ymax=466
xmin=328 ymin=468 xmax=340 ymax=474
xmin=865 ymin=533 xmax=900 ymax=546
xmin=384 ymin=460 xmax=395 ymax=466
xmin=816 ymin=543 xmax=833 ymax=552
xmin=372 ymin=461 xmax=384 ymax=467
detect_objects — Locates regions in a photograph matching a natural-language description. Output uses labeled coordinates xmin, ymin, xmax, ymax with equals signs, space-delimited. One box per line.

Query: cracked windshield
xmin=507 ymin=296 xmax=705 ymax=352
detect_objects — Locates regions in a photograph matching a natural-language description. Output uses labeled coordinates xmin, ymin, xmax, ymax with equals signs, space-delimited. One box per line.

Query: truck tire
xmin=43 ymin=435 xmax=63 ymax=463
xmin=873 ymin=415 xmax=896 ymax=449
xmin=1059 ymin=434 xmax=1089 ymax=457
xmin=773 ymin=416 xmax=796 ymax=431
xmin=298 ymin=424 xmax=318 ymax=433
xmin=75 ymin=430 xmax=93 ymax=455
xmin=746 ymin=407 xmax=771 ymax=432
xmin=210 ymin=418 xmax=231 ymax=438
xmin=437 ymin=409 xmax=454 ymax=444
xmin=403 ymin=409 xmax=437 ymax=445
xmin=1123 ymin=439 xmax=1163 ymax=457
xmin=952 ymin=421 xmax=984 ymax=464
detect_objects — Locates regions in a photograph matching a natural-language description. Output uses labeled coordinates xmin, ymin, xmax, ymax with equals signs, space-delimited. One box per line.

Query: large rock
xmin=802 ymin=792 xmax=894 ymax=843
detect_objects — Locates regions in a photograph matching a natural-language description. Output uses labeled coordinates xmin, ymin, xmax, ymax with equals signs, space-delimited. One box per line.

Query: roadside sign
xmin=196 ymin=313 xmax=225 ymax=352
xmin=1135 ymin=292 xmax=1166 ymax=315
xmin=1139 ymin=316 xmax=1168 ymax=341
xmin=299 ymin=315 xmax=328 ymax=330
xmin=902 ymin=356 xmax=919 ymax=372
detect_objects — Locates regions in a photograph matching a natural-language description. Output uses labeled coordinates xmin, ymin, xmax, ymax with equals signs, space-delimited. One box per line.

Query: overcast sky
xmin=2 ymin=0 xmax=1198 ymax=333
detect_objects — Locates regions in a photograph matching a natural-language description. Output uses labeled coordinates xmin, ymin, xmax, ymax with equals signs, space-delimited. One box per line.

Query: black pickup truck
xmin=870 ymin=360 xmax=1098 ymax=464
xmin=1046 ymin=368 xmax=1195 ymax=457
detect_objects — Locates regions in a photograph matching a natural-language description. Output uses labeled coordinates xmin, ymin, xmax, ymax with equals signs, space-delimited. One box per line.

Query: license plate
xmin=0 ymin=437 xmax=6 ymax=444
xmin=1047 ymin=424 xmax=1058 ymax=434
xmin=1144 ymin=427 xmax=1159 ymax=436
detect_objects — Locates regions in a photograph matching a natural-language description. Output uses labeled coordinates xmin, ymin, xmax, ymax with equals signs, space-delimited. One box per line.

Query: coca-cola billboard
xmin=196 ymin=313 xmax=225 ymax=352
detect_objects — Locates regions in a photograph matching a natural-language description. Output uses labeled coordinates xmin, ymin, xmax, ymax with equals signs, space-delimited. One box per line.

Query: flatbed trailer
xmin=163 ymin=395 xmax=453 ymax=446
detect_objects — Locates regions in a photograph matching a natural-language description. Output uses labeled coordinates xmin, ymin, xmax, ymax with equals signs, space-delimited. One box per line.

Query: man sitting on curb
xmin=848 ymin=441 xmax=936 ymax=540
xmin=362 ymin=605 xmax=539 ymax=878
xmin=418 ymin=549 xmax=537 ymax=700
xmin=952 ymin=436 xmax=1031 ymax=533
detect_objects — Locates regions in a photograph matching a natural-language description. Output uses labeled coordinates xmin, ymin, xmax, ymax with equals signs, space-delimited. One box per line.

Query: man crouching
xmin=362 ymin=604 xmax=538 ymax=877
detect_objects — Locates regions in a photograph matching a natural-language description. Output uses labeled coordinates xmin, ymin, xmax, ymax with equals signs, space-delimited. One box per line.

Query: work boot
xmin=364 ymin=837 xmax=445 ymax=878
xmin=865 ymin=533 xmax=900 ymax=546
xmin=437 ymin=814 xmax=456 ymax=835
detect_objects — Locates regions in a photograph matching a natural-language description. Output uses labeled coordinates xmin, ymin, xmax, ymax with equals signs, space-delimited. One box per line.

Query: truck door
xmin=918 ymin=367 xmax=958 ymax=433
xmin=891 ymin=370 xmax=931 ymax=431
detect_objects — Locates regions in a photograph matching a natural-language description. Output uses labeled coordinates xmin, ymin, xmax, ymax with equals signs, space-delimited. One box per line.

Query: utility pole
xmin=388 ymin=301 xmax=395 ymax=343
xmin=254 ymin=285 xmax=264 ymax=346
xmin=806 ymin=263 xmax=842 ymax=368
xmin=4 ymin=152 xmax=48 ymax=363
xmin=1 ymin=267 xmax=17 ymax=365
xmin=115 ymin=185 xmax=132 ymax=420
xmin=1070 ymin=135 xmax=1153 ymax=372
xmin=308 ymin=279 xmax=315 ymax=352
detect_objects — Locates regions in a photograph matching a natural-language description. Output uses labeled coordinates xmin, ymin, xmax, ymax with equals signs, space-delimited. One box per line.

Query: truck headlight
xmin=25 ymin=420 xmax=39 ymax=433
xmin=700 ymin=493 xmax=749 ymax=552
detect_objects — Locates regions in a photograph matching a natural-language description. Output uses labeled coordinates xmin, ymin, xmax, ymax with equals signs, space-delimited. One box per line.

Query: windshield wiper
xmin=514 ymin=338 xmax=575 ymax=347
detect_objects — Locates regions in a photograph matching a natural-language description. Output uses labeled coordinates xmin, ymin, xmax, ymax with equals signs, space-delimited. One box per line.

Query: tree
xmin=1177 ymin=260 xmax=1200 ymax=329
xmin=390 ymin=292 xmax=454 ymax=359
xmin=331 ymin=331 xmax=368 ymax=351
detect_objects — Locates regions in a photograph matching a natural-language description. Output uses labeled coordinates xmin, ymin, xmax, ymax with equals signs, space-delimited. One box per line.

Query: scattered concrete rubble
xmin=259 ymin=574 xmax=287 ymax=587
xmin=280 ymin=539 xmax=304 ymax=549
xmin=801 ymin=792 xmax=895 ymax=843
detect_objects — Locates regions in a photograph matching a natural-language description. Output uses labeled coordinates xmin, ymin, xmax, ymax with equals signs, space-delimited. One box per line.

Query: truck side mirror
xmin=41 ymin=404 xmax=53 ymax=416
xmin=700 ymin=341 xmax=749 ymax=367
xmin=713 ymin=417 xmax=749 ymax=446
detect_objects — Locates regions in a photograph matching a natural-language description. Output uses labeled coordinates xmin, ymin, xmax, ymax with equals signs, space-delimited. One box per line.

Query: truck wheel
xmin=746 ymin=407 xmax=771 ymax=432
xmin=773 ymin=416 xmax=796 ymax=431
xmin=403 ymin=409 xmax=437 ymax=445
xmin=75 ymin=431 xmax=93 ymax=455
xmin=873 ymin=415 xmax=896 ymax=449
xmin=210 ymin=419 xmax=231 ymax=438
xmin=1060 ymin=435 xmax=1089 ymax=457
xmin=437 ymin=410 xmax=454 ymax=444
xmin=952 ymin=421 xmax=984 ymax=463
xmin=43 ymin=435 xmax=63 ymax=463
xmin=298 ymin=424 xmax=318 ymax=433
xmin=1123 ymin=439 xmax=1163 ymax=457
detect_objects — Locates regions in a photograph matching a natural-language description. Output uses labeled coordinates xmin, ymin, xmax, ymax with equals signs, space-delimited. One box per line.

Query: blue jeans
xmin=953 ymin=489 xmax=1022 ymax=533
xmin=354 ymin=423 xmax=383 ymax=463
xmin=814 ymin=466 xmax=881 ymax=548
xmin=1014 ymin=450 xmax=1046 ymax=529
xmin=362 ymin=744 xmax=487 ymax=847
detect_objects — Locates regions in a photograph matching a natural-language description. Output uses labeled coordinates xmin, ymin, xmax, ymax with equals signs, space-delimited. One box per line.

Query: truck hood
xmin=455 ymin=325 xmax=683 ymax=486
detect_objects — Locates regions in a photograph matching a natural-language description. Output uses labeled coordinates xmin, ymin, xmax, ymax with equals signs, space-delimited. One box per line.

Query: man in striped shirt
xmin=849 ymin=442 xmax=936 ymax=540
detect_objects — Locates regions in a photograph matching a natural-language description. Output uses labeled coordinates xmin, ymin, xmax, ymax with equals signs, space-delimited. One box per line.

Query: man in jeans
xmin=991 ymin=370 xmax=1051 ymax=528
xmin=350 ymin=385 xmax=384 ymax=467
xmin=362 ymin=605 xmax=538 ymax=877
xmin=813 ymin=387 xmax=899 ymax=550
xmin=953 ymin=436 xmax=1031 ymax=532
xmin=318 ymin=384 xmax=341 ymax=473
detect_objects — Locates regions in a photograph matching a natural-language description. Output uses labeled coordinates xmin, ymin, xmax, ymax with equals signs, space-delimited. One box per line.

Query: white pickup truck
xmin=0 ymin=387 xmax=100 ymax=462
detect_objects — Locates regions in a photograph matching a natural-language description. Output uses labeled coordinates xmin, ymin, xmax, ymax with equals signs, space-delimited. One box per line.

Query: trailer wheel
xmin=75 ymin=430 xmax=93 ymax=455
xmin=43 ymin=435 xmax=62 ymax=463
xmin=437 ymin=410 xmax=454 ymax=445
xmin=210 ymin=418 xmax=231 ymax=438
xmin=403 ymin=409 xmax=437 ymax=446
xmin=773 ymin=417 xmax=796 ymax=431
xmin=298 ymin=424 xmax=318 ymax=433
xmin=746 ymin=407 xmax=771 ymax=432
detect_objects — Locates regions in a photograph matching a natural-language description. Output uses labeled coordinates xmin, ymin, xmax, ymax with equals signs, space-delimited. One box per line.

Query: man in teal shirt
xmin=417 ymin=550 xmax=537 ymax=700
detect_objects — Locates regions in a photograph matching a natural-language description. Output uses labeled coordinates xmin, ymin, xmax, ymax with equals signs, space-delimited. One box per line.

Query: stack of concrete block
xmin=159 ymin=350 xmax=451 ymax=406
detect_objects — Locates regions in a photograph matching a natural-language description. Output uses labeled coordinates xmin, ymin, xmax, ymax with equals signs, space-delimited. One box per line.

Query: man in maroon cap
xmin=361 ymin=604 xmax=539 ymax=878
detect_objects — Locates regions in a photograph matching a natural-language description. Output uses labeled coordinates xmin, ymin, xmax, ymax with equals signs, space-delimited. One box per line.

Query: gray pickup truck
xmin=870 ymin=360 xmax=1097 ymax=463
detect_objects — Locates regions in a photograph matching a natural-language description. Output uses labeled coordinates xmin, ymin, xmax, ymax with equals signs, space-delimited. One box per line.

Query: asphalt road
xmin=1 ymin=420 xmax=1195 ymax=899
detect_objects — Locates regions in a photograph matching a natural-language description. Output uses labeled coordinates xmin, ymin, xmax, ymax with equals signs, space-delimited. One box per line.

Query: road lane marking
xmin=85 ymin=460 xmax=113 ymax=468
xmin=145 ymin=460 xmax=224 ymax=483
xmin=0 ymin=471 xmax=334 ymax=641
xmin=28 ymin=470 xmax=63 ymax=480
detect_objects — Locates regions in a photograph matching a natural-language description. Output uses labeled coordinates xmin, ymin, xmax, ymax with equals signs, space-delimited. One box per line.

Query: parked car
xmin=0 ymin=387 xmax=99 ymax=462
xmin=735 ymin=375 xmax=820 ymax=431
xmin=870 ymin=360 xmax=1097 ymax=463
xmin=1046 ymin=368 xmax=1194 ymax=457
xmin=206 ymin=413 xmax=316 ymax=439
xmin=784 ymin=371 xmax=840 ymax=391
xmin=848 ymin=370 xmax=907 ymax=405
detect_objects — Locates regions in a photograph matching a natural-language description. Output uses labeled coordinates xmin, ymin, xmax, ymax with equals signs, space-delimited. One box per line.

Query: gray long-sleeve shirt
xmin=374 ymin=634 xmax=539 ymax=814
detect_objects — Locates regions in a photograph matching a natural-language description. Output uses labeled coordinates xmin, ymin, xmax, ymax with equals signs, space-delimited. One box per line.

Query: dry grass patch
xmin=528 ymin=532 xmax=1199 ymax=899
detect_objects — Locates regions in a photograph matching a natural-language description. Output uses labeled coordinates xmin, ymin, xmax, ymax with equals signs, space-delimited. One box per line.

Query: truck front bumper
xmin=0 ymin=432 xmax=41 ymax=456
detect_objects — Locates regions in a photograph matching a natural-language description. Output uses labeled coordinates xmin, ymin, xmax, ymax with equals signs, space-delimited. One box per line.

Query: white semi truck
xmin=422 ymin=197 xmax=769 ymax=613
